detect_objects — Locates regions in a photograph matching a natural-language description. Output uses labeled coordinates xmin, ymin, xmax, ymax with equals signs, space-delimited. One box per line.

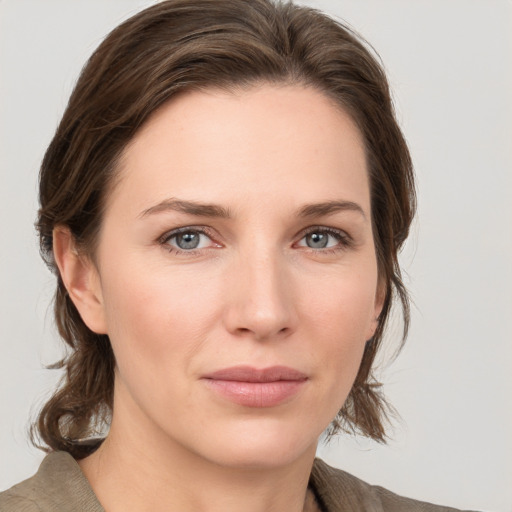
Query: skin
xmin=54 ymin=84 xmax=383 ymax=512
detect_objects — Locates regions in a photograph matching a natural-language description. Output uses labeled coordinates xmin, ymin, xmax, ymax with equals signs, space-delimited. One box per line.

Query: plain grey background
xmin=1 ymin=1 xmax=511 ymax=511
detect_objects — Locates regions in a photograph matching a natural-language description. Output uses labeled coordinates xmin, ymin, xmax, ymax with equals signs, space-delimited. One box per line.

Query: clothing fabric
xmin=0 ymin=452 xmax=477 ymax=512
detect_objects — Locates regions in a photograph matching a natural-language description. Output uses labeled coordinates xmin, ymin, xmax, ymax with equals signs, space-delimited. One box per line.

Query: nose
xmin=223 ymin=249 xmax=298 ymax=341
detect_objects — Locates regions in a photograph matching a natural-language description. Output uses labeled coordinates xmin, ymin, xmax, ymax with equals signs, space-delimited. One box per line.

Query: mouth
xmin=201 ymin=365 xmax=308 ymax=408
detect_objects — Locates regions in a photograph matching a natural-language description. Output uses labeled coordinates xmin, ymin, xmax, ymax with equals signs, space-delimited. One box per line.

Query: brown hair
xmin=34 ymin=0 xmax=415 ymax=458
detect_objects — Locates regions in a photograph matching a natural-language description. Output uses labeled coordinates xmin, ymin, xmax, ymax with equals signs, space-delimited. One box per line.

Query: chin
xmin=189 ymin=417 xmax=321 ymax=470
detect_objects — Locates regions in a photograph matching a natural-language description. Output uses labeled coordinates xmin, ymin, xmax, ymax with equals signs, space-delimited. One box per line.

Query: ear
xmin=366 ymin=279 xmax=386 ymax=341
xmin=53 ymin=226 xmax=108 ymax=334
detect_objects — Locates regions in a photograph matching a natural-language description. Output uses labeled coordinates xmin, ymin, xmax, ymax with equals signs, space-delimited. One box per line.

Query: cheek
xmin=305 ymin=265 xmax=378 ymax=339
xmin=100 ymin=265 xmax=222 ymax=378
xmin=303 ymin=269 xmax=378 ymax=395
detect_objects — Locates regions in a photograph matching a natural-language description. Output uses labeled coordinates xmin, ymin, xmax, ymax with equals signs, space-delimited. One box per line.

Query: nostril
xmin=232 ymin=324 xmax=292 ymax=340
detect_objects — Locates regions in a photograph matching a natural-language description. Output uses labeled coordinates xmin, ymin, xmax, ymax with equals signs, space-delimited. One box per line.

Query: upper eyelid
xmin=159 ymin=226 xmax=221 ymax=254
xmin=294 ymin=226 xmax=355 ymax=251
xmin=296 ymin=225 xmax=351 ymax=239
xmin=159 ymin=225 xmax=216 ymax=242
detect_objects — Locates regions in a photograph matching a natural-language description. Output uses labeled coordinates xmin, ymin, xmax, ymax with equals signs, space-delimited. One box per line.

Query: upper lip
xmin=203 ymin=365 xmax=308 ymax=383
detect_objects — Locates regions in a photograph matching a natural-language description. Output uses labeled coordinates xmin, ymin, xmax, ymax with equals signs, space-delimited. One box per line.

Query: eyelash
xmin=158 ymin=225 xmax=353 ymax=256
xmin=297 ymin=226 xmax=354 ymax=254
xmin=159 ymin=226 xmax=219 ymax=256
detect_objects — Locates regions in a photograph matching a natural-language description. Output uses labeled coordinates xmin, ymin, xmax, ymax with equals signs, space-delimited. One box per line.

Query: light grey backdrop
xmin=1 ymin=1 xmax=510 ymax=511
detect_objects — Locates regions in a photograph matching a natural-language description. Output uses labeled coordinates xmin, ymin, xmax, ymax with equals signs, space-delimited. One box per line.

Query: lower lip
xmin=203 ymin=379 xmax=306 ymax=408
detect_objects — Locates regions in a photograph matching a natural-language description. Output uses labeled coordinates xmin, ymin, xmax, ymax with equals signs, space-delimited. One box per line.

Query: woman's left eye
xmin=161 ymin=228 xmax=217 ymax=252
xmin=296 ymin=229 xmax=350 ymax=250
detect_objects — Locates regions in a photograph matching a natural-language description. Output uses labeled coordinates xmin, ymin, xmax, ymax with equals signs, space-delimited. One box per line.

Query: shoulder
xmin=0 ymin=492 xmax=41 ymax=512
xmin=310 ymin=458 xmax=479 ymax=512
xmin=0 ymin=452 xmax=103 ymax=512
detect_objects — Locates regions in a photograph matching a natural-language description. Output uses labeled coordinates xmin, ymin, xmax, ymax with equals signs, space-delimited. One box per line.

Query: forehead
xmin=110 ymin=84 xmax=369 ymax=217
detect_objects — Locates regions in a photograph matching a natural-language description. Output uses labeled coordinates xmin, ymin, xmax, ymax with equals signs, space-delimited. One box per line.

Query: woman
xmin=0 ymin=1 xmax=479 ymax=511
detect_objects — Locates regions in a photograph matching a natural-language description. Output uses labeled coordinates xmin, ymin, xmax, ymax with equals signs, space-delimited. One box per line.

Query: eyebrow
xmin=139 ymin=198 xmax=366 ymax=220
xmin=299 ymin=200 xmax=367 ymax=220
xmin=139 ymin=198 xmax=231 ymax=219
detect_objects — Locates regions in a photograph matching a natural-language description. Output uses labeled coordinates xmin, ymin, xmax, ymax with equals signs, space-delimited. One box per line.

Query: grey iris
xmin=306 ymin=232 xmax=328 ymax=248
xmin=176 ymin=232 xmax=200 ymax=249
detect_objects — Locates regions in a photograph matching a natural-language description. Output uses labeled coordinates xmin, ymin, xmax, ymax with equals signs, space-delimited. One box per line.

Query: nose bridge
xmin=224 ymin=239 xmax=296 ymax=340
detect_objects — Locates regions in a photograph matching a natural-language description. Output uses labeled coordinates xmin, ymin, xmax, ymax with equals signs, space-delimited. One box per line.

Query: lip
xmin=201 ymin=365 xmax=308 ymax=408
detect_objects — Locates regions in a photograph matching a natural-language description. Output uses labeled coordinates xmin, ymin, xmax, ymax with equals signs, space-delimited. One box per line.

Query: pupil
xmin=307 ymin=232 xmax=328 ymax=248
xmin=177 ymin=232 xmax=200 ymax=249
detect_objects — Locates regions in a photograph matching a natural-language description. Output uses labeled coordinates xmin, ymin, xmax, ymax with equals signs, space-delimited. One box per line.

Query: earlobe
xmin=52 ymin=227 xmax=108 ymax=334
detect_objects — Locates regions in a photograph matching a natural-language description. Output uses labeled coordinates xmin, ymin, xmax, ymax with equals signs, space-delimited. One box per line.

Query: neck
xmin=78 ymin=404 xmax=318 ymax=512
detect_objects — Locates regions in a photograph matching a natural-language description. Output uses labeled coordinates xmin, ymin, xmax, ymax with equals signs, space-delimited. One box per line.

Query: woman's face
xmin=80 ymin=84 xmax=382 ymax=468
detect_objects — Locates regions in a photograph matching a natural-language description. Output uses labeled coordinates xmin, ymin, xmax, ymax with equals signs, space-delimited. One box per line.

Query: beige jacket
xmin=0 ymin=452 xmax=478 ymax=511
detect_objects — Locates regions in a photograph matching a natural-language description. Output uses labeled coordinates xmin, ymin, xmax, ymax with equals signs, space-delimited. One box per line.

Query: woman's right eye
xmin=161 ymin=228 xmax=219 ymax=253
